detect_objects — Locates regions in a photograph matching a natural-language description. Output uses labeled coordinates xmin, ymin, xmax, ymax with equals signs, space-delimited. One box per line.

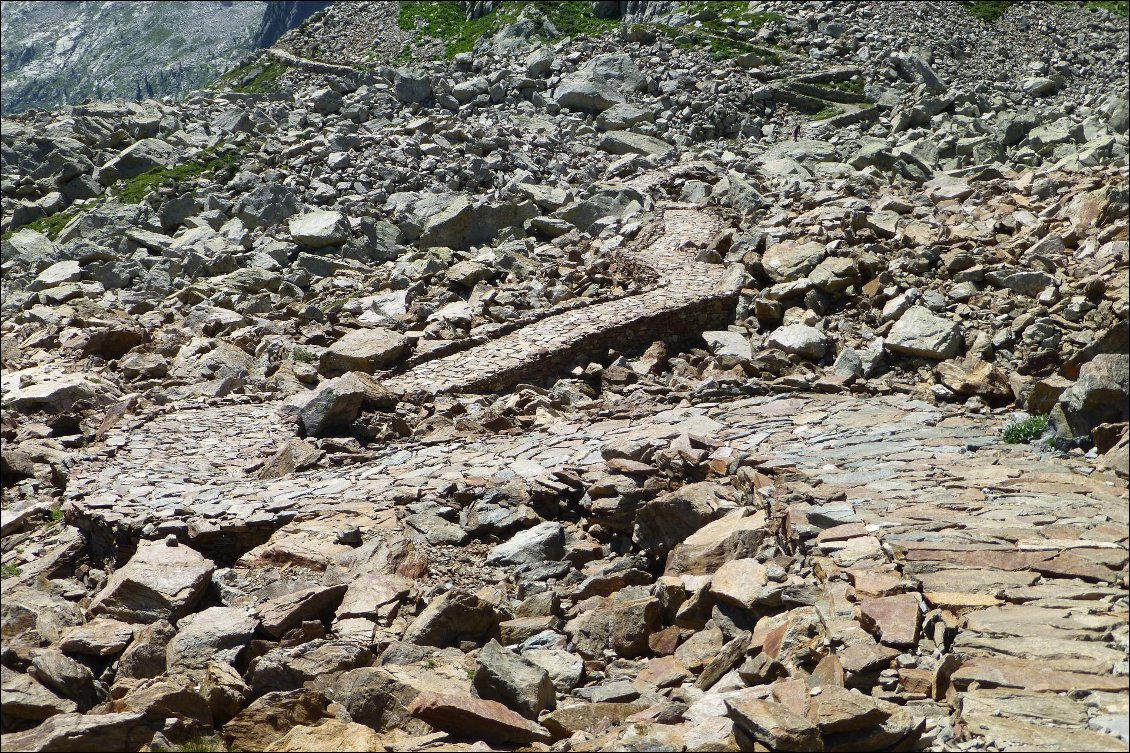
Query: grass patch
xmin=397 ymin=1 xmax=619 ymax=59
xmin=49 ymin=508 xmax=64 ymax=523
xmin=817 ymin=78 xmax=866 ymax=94
xmin=293 ymin=347 xmax=315 ymax=364
xmin=214 ymin=61 xmax=289 ymax=93
xmin=1 ymin=564 xmax=20 ymax=579
xmin=962 ymin=1 xmax=1015 ymax=21
xmin=4 ymin=205 xmax=86 ymax=241
xmin=812 ymin=105 xmax=843 ymax=120
xmin=1003 ymin=414 xmax=1050 ymax=444
xmin=179 ymin=735 xmax=225 ymax=753
xmin=1084 ymin=0 xmax=1129 ymax=15
xmin=114 ymin=148 xmax=242 ymax=204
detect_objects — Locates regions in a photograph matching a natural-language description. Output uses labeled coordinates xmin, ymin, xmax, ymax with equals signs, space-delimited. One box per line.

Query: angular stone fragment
xmin=710 ymin=558 xmax=769 ymax=608
xmin=408 ymin=691 xmax=552 ymax=744
xmin=768 ymin=324 xmax=828 ymax=360
xmin=222 ymin=690 xmax=326 ymax=751
xmin=256 ymin=585 xmax=347 ymax=639
xmin=289 ymin=210 xmax=351 ymax=248
xmin=402 ymin=590 xmax=501 ymax=648
xmin=473 ymin=640 xmax=555 ymax=719
xmin=857 ymin=594 xmax=921 ymax=647
xmin=0 ymin=711 xmax=154 ymax=752
xmin=264 ymin=720 xmax=384 ymax=752
xmin=725 ymin=693 xmax=824 ymax=752
xmin=167 ymin=606 xmax=258 ymax=668
xmin=320 ymin=328 xmax=409 ymax=374
xmin=1 ymin=665 xmax=77 ymax=721
xmin=59 ymin=617 xmax=134 ymax=657
xmin=486 ymin=521 xmax=565 ymax=566
xmin=89 ymin=539 xmax=214 ymax=624
xmin=885 ymin=306 xmax=961 ymax=359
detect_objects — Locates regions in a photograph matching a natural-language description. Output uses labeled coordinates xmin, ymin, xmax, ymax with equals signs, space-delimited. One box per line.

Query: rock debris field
xmin=1 ymin=2 xmax=1128 ymax=752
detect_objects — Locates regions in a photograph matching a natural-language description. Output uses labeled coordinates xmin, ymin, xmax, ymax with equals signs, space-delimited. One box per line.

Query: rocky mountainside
xmin=1 ymin=1 xmax=1128 ymax=752
xmin=0 ymin=0 xmax=330 ymax=116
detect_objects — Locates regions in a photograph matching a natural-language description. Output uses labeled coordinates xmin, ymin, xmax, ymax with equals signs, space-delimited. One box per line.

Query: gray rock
xmin=762 ymin=241 xmax=826 ymax=283
xmin=402 ymin=590 xmax=501 ymax=648
xmin=289 ymin=211 xmax=351 ymax=248
xmin=1 ymin=664 xmax=77 ymax=722
xmin=486 ymin=522 xmax=565 ymax=567
xmin=598 ymin=131 xmax=674 ymax=157
xmin=310 ymin=87 xmax=343 ymax=114
xmin=0 ymin=711 xmax=153 ymax=752
xmin=297 ymin=374 xmax=367 ymax=437
xmin=553 ymin=53 xmax=643 ymax=113
xmin=885 ymin=307 xmax=962 ymax=360
xmin=702 ymin=331 xmax=752 ymax=364
xmin=768 ymin=324 xmax=828 ymax=360
xmin=393 ymin=69 xmax=432 ymax=103
xmin=117 ymin=620 xmax=176 ymax=680
xmin=59 ymin=617 xmax=134 ymax=657
xmin=526 ymin=48 xmax=554 ymax=78
xmin=236 ymin=183 xmax=300 ymax=229
xmin=473 ymin=640 xmax=555 ymax=719
xmin=522 ymin=649 xmax=583 ymax=693
xmin=96 ymin=138 xmax=176 ymax=184
xmin=29 ymin=649 xmax=101 ymax=711
xmin=596 ymin=103 xmax=654 ymax=131
xmin=167 ymin=606 xmax=258 ymax=668
xmin=1054 ymin=354 xmax=1129 ymax=437
xmin=320 ymin=328 xmax=408 ymax=374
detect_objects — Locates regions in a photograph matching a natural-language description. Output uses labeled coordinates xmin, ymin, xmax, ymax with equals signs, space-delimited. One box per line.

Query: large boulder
xmin=0 ymin=711 xmax=155 ymax=752
xmin=96 ymin=138 xmax=176 ymax=184
xmin=402 ymin=590 xmax=502 ymax=648
xmin=553 ymin=53 xmax=644 ymax=113
xmin=1053 ymin=354 xmax=1129 ymax=437
xmin=289 ymin=211 xmax=351 ymax=249
xmin=392 ymin=69 xmax=432 ymax=103
xmin=598 ymin=131 xmax=674 ymax=157
xmin=767 ymin=324 xmax=827 ymax=360
xmin=296 ymin=374 xmax=368 ymax=437
xmin=633 ymin=482 xmax=731 ymax=559
xmin=390 ymin=192 xmax=537 ymax=250
xmin=89 ymin=540 xmax=214 ymax=624
xmin=319 ymin=328 xmax=408 ymax=374
xmin=485 ymin=522 xmax=565 ymax=567
xmin=473 ymin=640 xmax=555 ymax=719
xmin=236 ymin=183 xmax=300 ymax=229
xmin=762 ymin=241 xmax=826 ymax=283
xmin=885 ymin=307 xmax=962 ymax=360
xmin=554 ymin=184 xmax=645 ymax=233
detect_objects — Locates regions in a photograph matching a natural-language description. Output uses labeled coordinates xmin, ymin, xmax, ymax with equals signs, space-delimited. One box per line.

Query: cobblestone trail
xmin=65 ymin=391 xmax=1128 ymax=749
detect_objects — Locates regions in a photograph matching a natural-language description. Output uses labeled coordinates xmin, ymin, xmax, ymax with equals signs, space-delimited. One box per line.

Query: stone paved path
xmin=66 ymin=392 xmax=1128 ymax=751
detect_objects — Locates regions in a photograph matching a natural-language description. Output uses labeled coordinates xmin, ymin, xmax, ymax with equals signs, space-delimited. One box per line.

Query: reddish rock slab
xmin=857 ymin=594 xmax=922 ymax=648
xmin=408 ymin=691 xmax=551 ymax=744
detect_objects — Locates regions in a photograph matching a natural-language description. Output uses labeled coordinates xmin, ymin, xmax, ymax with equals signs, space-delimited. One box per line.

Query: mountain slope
xmin=0 ymin=0 xmax=329 ymax=115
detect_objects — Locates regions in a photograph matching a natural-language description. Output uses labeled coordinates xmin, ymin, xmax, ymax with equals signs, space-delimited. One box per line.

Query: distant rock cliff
xmin=0 ymin=0 xmax=328 ymax=115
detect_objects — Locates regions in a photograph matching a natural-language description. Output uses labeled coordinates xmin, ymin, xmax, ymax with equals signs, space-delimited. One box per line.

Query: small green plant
xmin=178 ymin=735 xmax=225 ymax=753
xmin=812 ymin=105 xmax=843 ymax=120
xmin=214 ymin=60 xmax=289 ymax=93
xmin=293 ymin=348 xmax=315 ymax=364
xmin=114 ymin=148 xmax=241 ymax=204
xmin=963 ymin=1 xmax=1015 ymax=22
xmin=1003 ymin=414 xmax=1050 ymax=444
xmin=49 ymin=508 xmax=64 ymax=523
xmin=1 ymin=563 xmax=21 ymax=579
